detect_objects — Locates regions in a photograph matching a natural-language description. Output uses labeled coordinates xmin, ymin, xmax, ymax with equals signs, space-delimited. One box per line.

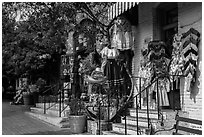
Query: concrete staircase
xmin=25 ymin=102 xmax=70 ymax=128
xmin=102 ymin=108 xmax=162 ymax=135
xmin=25 ymin=103 xmax=173 ymax=135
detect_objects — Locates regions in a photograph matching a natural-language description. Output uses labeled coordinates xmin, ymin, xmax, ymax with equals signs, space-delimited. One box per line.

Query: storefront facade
xmin=20 ymin=2 xmax=202 ymax=135
xmin=108 ymin=2 xmax=202 ymax=121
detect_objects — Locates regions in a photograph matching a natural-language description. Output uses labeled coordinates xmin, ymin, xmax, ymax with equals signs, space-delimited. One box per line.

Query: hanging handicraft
xmin=169 ymin=28 xmax=200 ymax=92
xmin=110 ymin=16 xmax=133 ymax=50
xmin=181 ymin=28 xmax=200 ymax=92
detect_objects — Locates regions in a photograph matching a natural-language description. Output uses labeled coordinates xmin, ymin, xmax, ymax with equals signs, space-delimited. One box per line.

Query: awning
xmin=108 ymin=2 xmax=138 ymax=21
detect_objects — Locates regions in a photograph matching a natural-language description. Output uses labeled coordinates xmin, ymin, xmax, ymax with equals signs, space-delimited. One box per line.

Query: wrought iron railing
xmin=37 ymin=81 xmax=70 ymax=117
xmin=132 ymin=76 xmax=162 ymax=135
xmin=124 ymin=74 xmax=185 ymax=135
xmin=84 ymin=65 xmax=134 ymax=135
xmin=36 ymin=72 xmax=184 ymax=135
xmin=85 ymin=82 xmax=113 ymax=135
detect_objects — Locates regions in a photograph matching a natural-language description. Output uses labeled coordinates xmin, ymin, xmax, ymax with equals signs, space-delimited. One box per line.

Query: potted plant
xmin=22 ymin=84 xmax=34 ymax=106
xmin=68 ymin=96 xmax=87 ymax=134
xmin=28 ymin=84 xmax=39 ymax=106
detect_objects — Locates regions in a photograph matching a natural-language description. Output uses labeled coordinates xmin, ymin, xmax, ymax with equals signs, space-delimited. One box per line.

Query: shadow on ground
xmin=23 ymin=129 xmax=73 ymax=135
xmin=23 ymin=129 xmax=91 ymax=135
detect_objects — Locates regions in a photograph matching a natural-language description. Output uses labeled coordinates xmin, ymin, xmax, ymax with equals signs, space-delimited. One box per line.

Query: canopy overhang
xmin=108 ymin=2 xmax=138 ymax=21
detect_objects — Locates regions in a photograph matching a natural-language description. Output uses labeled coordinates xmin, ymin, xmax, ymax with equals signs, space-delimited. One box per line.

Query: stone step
xmin=30 ymin=107 xmax=69 ymax=117
xmin=112 ymin=123 xmax=147 ymax=135
xmin=102 ymin=130 xmax=125 ymax=135
xmin=36 ymin=102 xmax=55 ymax=108
xmin=25 ymin=111 xmax=70 ymax=128
xmin=129 ymin=108 xmax=160 ymax=119
xmin=36 ymin=103 xmax=69 ymax=111
xmin=121 ymin=116 xmax=158 ymax=127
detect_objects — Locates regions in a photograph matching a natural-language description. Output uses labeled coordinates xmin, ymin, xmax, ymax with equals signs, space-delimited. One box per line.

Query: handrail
xmin=131 ymin=74 xmax=185 ymax=135
xmin=111 ymin=74 xmax=167 ymax=135
xmin=131 ymin=76 xmax=146 ymax=110
xmin=132 ymin=76 xmax=161 ymax=99
xmin=132 ymin=76 xmax=161 ymax=135
xmin=85 ymin=67 xmax=185 ymax=134
xmin=37 ymin=83 xmax=60 ymax=113
xmin=45 ymin=90 xmax=62 ymax=110
xmin=132 ymin=74 xmax=185 ymax=100
xmin=96 ymin=73 xmax=184 ymax=134
xmin=115 ymin=76 xmax=161 ymax=111
xmin=134 ymin=75 xmax=169 ymax=134
xmin=42 ymin=83 xmax=60 ymax=115
xmin=41 ymin=83 xmax=60 ymax=95
xmin=61 ymin=103 xmax=69 ymax=112
xmin=42 ymin=81 xmax=71 ymax=117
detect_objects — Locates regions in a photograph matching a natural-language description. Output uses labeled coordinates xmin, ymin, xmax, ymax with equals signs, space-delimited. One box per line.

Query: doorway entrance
xmin=155 ymin=2 xmax=181 ymax=110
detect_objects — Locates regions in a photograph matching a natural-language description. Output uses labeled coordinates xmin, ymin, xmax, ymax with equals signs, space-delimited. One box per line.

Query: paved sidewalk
xmin=2 ymin=100 xmax=77 ymax=135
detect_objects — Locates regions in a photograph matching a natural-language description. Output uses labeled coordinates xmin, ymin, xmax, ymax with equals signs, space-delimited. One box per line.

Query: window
xmin=160 ymin=3 xmax=178 ymax=45
xmin=166 ymin=8 xmax=178 ymax=24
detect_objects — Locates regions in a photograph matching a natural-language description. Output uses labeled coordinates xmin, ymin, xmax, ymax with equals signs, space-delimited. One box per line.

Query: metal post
xmin=146 ymin=88 xmax=150 ymax=128
xmin=98 ymin=84 xmax=101 ymax=135
xmin=107 ymin=85 xmax=110 ymax=129
xmin=125 ymin=112 xmax=127 ymax=135
xmin=157 ymin=79 xmax=160 ymax=119
xmin=172 ymin=76 xmax=175 ymax=111
xmin=44 ymin=96 xmax=46 ymax=114
xmin=124 ymin=84 xmax=127 ymax=135
xmin=59 ymin=89 xmax=61 ymax=117
xmin=139 ymin=78 xmax=142 ymax=109
xmin=62 ymin=87 xmax=64 ymax=114
xmin=49 ymin=89 xmax=50 ymax=108
xmin=136 ymin=96 xmax=139 ymax=135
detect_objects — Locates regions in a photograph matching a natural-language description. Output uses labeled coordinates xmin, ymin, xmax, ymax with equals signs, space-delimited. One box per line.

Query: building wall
xmin=132 ymin=2 xmax=202 ymax=120
xmin=131 ymin=2 xmax=156 ymax=108
xmin=177 ymin=2 xmax=202 ymax=121
xmin=132 ymin=2 xmax=155 ymax=78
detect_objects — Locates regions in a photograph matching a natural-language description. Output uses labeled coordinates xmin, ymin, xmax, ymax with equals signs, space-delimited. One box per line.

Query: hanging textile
xmin=147 ymin=41 xmax=171 ymax=106
xmin=181 ymin=28 xmax=200 ymax=92
xmin=147 ymin=41 xmax=170 ymax=81
xmin=139 ymin=48 xmax=153 ymax=91
xmin=197 ymin=61 xmax=201 ymax=90
xmin=118 ymin=49 xmax=134 ymax=73
xmin=151 ymin=78 xmax=170 ymax=106
xmin=169 ymin=34 xmax=184 ymax=90
xmin=169 ymin=28 xmax=200 ymax=92
xmin=104 ymin=59 xmax=124 ymax=87
xmin=138 ymin=61 xmax=152 ymax=100
xmin=110 ymin=16 xmax=133 ymax=50
xmin=100 ymin=46 xmax=119 ymax=59
xmin=169 ymin=34 xmax=184 ymax=76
